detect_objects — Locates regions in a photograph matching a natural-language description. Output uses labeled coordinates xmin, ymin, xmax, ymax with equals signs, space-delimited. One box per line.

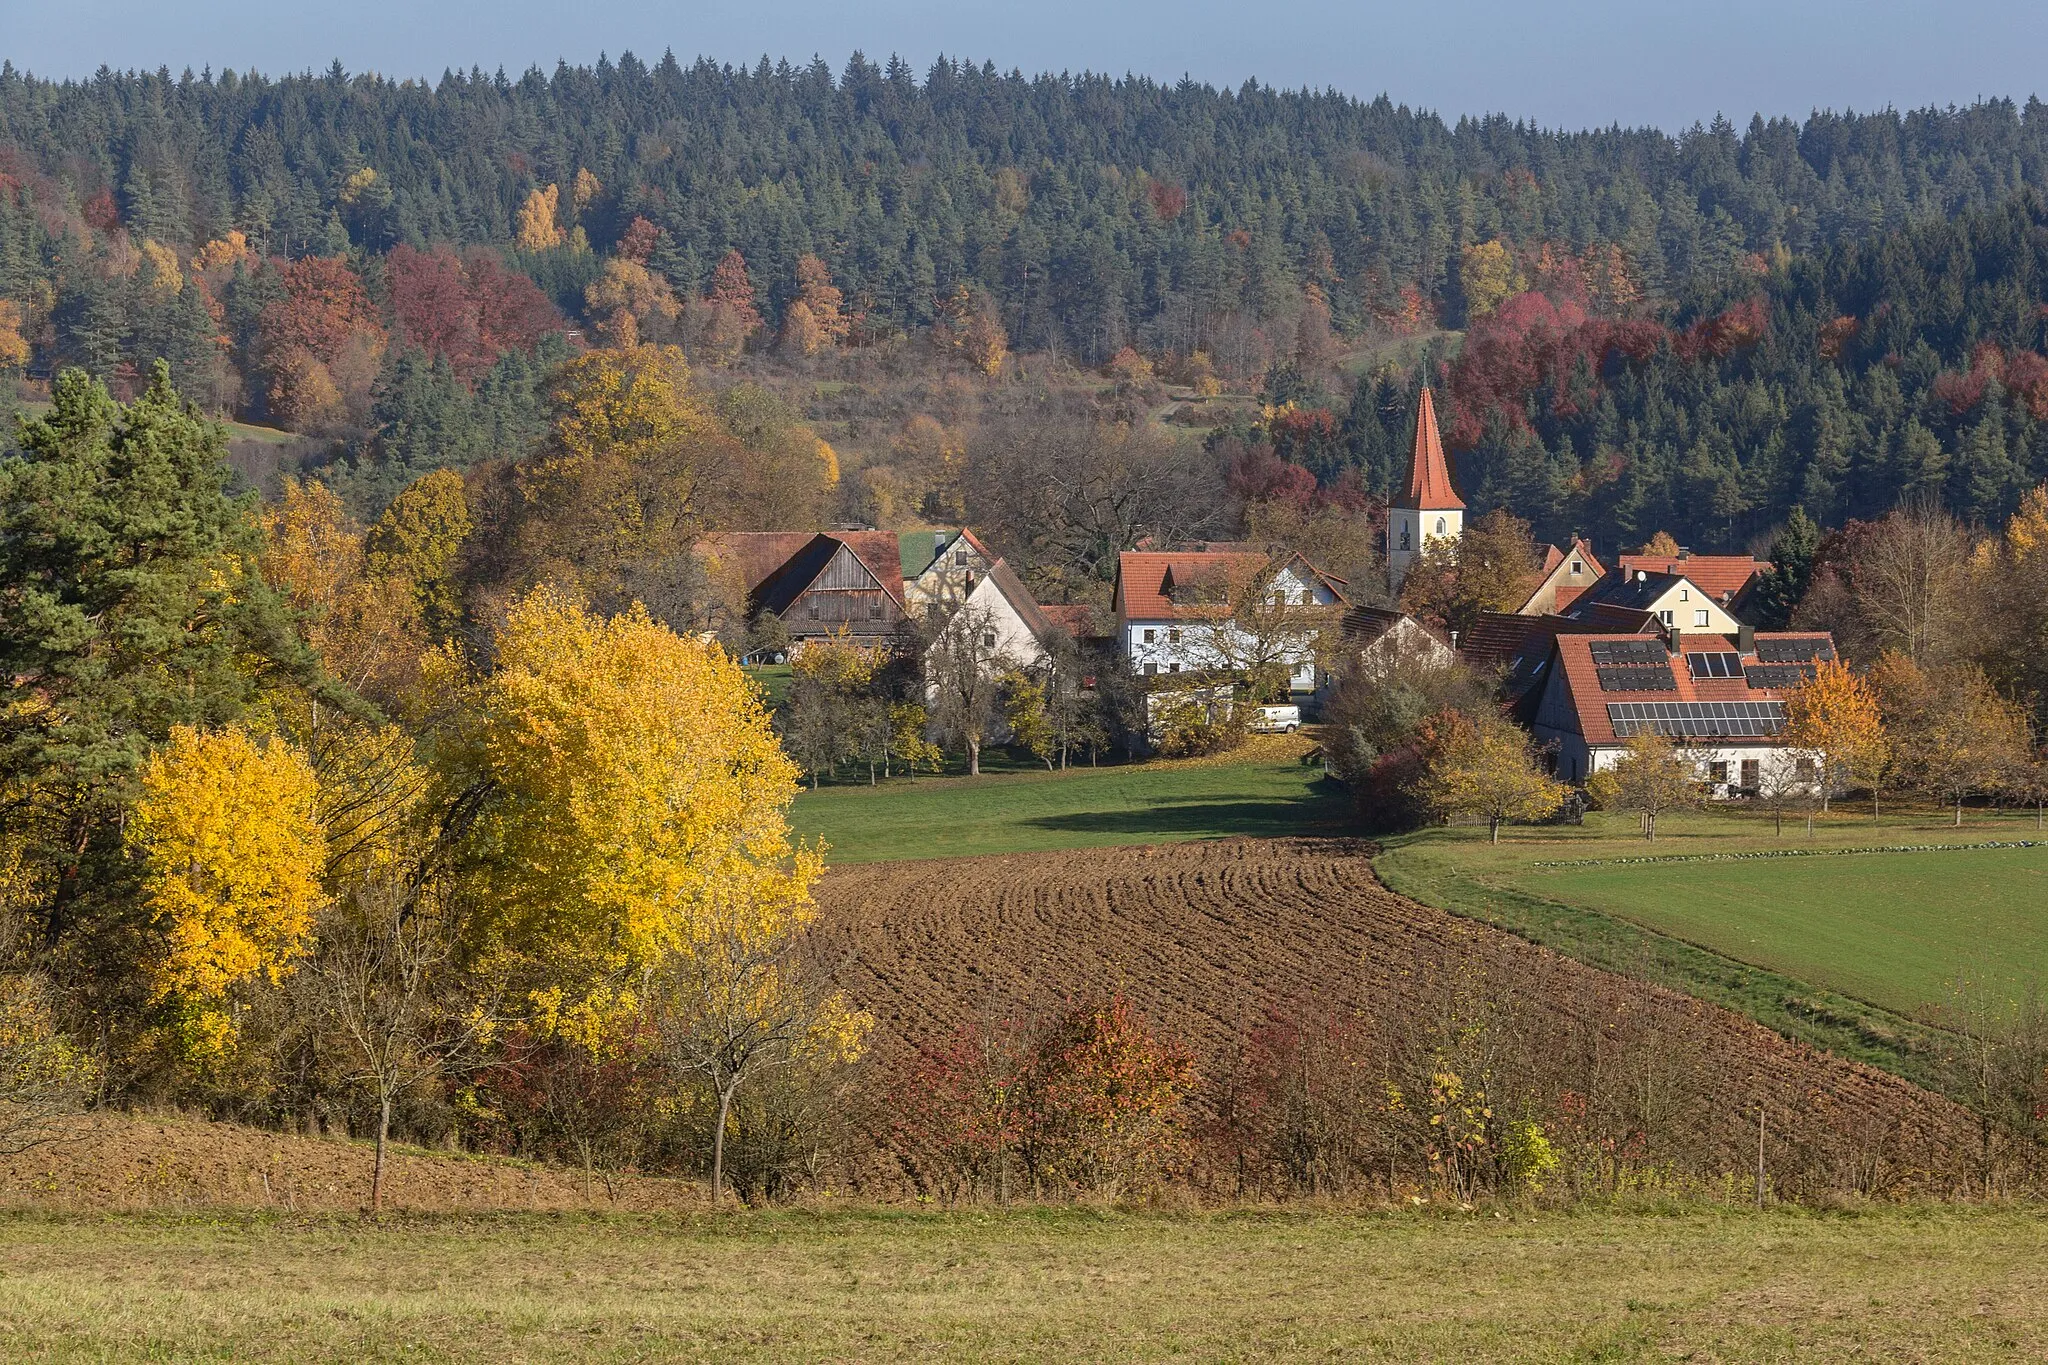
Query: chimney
xmin=1677 ymin=547 xmax=1690 ymax=561
xmin=1667 ymin=625 xmax=1683 ymax=657
xmin=1738 ymin=623 xmax=1755 ymax=653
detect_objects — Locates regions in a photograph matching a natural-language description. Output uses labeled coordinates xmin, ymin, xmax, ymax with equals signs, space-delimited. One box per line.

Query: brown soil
xmin=0 ymin=1112 xmax=697 ymax=1213
xmin=813 ymin=837 xmax=1979 ymax=1188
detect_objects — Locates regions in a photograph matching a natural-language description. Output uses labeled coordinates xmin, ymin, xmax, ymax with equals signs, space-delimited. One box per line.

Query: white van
xmin=1248 ymin=704 xmax=1301 ymax=734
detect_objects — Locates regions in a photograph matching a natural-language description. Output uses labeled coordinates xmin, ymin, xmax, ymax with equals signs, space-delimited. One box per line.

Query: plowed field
xmin=814 ymin=838 xmax=1977 ymax=1186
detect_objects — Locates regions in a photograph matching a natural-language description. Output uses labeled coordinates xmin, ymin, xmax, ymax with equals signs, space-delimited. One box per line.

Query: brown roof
xmin=1549 ymin=630 xmax=1836 ymax=747
xmin=1039 ymin=604 xmax=1108 ymax=639
xmin=1395 ymin=387 xmax=1464 ymax=510
xmin=1616 ymin=553 xmax=1765 ymax=604
xmin=749 ymin=532 xmax=908 ymax=618
xmin=697 ymin=532 xmax=820 ymax=594
xmin=1343 ymin=605 xmax=1451 ymax=651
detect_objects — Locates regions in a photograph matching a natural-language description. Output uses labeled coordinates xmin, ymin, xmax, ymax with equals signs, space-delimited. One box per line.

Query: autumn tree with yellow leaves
xmin=128 ymin=725 xmax=327 ymax=1061
xmin=1415 ymin=709 xmax=1566 ymax=842
xmin=1782 ymin=658 xmax=1888 ymax=814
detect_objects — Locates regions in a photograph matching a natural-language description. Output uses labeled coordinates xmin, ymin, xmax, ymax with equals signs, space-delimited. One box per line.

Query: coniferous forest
xmin=6 ymin=57 xmax=2048 ymax=550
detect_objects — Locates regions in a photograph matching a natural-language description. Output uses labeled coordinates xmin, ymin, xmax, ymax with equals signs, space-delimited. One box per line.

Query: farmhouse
xmin=700 ymin=530 xmax=911 ymax=648
xmin=1340 ymin=605 xmax=1455 ymax=678
xmin=1529 ymin=625 xmax=1838 ymax=795
xmin=1114 ymin=548 xmax=1348 ymax=694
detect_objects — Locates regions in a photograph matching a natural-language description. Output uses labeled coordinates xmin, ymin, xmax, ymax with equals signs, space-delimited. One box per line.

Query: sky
xmin=8 ymin=0 xmax=2047 ymax=133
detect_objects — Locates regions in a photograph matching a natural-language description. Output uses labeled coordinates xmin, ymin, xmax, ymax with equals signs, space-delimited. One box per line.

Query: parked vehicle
xmin=1249 ymin=704 xmax=1301 ymax=734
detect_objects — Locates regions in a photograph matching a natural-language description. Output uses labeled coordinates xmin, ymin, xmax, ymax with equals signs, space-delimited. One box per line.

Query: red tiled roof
xmin=1395 ymin=387 xmax=1465 ymax=510
xmin=1039 ymin=604 xmax=1107 ymax=639
xmin=1549 ymin=631 xmax=1836 ymax=746
xmin=1115 ymin=549 xmax=1346 ymax=620
xmin=1616 ymin=554 xmax=1765 ymax=604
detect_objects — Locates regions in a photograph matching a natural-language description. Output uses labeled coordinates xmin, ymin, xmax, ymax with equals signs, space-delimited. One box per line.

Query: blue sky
xmin=9 ymin=0 xmax=2046 ymax=132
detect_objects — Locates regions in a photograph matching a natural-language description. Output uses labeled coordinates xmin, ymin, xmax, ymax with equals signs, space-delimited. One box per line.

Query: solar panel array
xmin=1607 ymin=701 xmax=1786 ymax=739
xmin=1745 ymin=662 xmax=1816 ymax=688
xmin=1687 ymin=651 xmax=1743 ymax=679
xmin=1596 ymin=665 xmax=1678 ymax=692
xmin=1755 ymin=637 xmax=1836 ymax=664
xmin=1588 ymin=638 xmax=1669 ymax=667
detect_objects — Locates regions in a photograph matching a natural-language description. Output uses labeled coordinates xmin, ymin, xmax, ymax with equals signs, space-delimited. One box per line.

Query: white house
xmin=1113 ymin=549 xmax=1347 ymax=695
xmin=1530 ymin=628 xmax=1836 ymax=796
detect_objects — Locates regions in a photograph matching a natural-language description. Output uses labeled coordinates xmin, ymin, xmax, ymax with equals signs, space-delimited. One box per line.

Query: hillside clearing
xmin=790 ymin=739 xmax=1344 ymax=862
xmin=1 ymin=1206 xmax=2043 ymax=1361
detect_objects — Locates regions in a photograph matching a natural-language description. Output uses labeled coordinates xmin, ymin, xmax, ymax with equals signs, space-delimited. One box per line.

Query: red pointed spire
xmin=1396 ymin=386 xmax=1464 ymax=510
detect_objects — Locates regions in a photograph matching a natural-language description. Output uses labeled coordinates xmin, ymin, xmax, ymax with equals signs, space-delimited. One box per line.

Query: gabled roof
xmin=1464 ymin=607 xmax=1663 ymax=712
xmin=980 ymin=557 xmax=1054 ymax=642
xmin=1342 ymin=605 xmax=1452 ymax=652
xmin=1544 ymin=630 xmax=1836 ymax=747
xmin=1517 ymin=536 xmax=1607 ymax=615
xmin=1115 ymin=549 xmax=1346 ymax=620
xmin=1616 ymin=553 xmax=1765 ymax=605
xmin=1574 ymin=568 xmax=1699 ymax=614
xmin=1394 ymin=387 xmax=1464 ymax=511
xmin=1039 ymin=604 xmax=1108 ymax=641
xmin=750 ymin=532 xmax=907 ymax=618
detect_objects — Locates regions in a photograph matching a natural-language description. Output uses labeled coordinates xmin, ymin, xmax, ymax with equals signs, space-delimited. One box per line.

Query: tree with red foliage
xmin=385 ymin=244 xmax=487 ymax=374
xmin=617 ymin=216 xmax=662 ymax=264
xmin=466 ymin=252 xmax=562 ymax=354
xmin=1147 ymin=181 xmax=1187 ymax=221
xmin=263 ymin=255 xmax=383 ymax=366
xmin=698 ymin=249 xmax=763 ymax=363
xmin=1226 ymin=441 xmax=1317 ymax=512
xmin=83 ymin=189 xmax=122 ymax=236
xmin=896 ymin=1014 xmax=1035 ymax=1204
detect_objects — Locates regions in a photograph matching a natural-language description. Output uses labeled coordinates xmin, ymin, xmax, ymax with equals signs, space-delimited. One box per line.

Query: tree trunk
xmin=1489 ymin=817 xmax=1501 ymax=844
xmin=868 ymin=758 xmax=876 ymax=786
xmin=1955 ymin=796 xmax=1964 ymax=827
xmin=371 ymin=1093 xmax=392 ymax=1212
xmin=1774 ymin=807 xmax=1783 ymax=835
xmin=711 ymin=1083 xmax=736 ymax=1206
xmin=967 ymin=738 xmax=980 ymax=776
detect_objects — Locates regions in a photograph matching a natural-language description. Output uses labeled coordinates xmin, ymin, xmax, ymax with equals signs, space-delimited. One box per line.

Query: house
xmin=1386 ymin=387 xmax=1464 ymax=589
xmin=1113 ymin=549 xmax=1348 ymax=694
xmin=701 ymin=530 xmax=910 ymax=649
xmin=1529 ymin=626 xmax=1838 ymax=795
xmin=1615 ymin=550 xmax=1767 ymax=619
xmin=902 ymin=528 xmax=999 ymax=609
xmin=1516 ymin=538 xmax=1606 ymax=615
xmin=942 ymin=555 xmax=1062 ymax=668
xmin=1339 ymin=606 xmax=1456 ymax=678
xmin=1567 ymin=567 xmax=1747 ymax=634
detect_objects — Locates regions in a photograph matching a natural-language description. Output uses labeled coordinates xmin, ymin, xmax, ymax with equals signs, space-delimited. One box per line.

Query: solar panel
xmin=1597 ymin=665 xmax=1678 ymax=692
xmin=1755 ymin=637 xmax=1836 ymax=664
xmin=1606 ymin=700 xmax=1787 ymax=739
xmin=1687 ymin=651 xmax=1743 ymax=679
xmin=1589 ymin=639 xmax=1669 ymax=667
xmin=1745 ymin=663 xmax=1816 ymax=688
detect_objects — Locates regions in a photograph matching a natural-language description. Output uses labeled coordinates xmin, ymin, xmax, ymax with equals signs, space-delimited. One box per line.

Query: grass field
xmin=1376 ymin=807 xmax=2048 ymax=1082
xmin=792 ymin=739 xmax=1346 ymax=862
xmin=1 ymin=1206 xmax=2043 ymax=1361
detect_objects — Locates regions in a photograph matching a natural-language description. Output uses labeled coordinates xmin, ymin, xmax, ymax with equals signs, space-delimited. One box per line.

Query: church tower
xmin=1386 ymin=386 xmax=1465 ymax=589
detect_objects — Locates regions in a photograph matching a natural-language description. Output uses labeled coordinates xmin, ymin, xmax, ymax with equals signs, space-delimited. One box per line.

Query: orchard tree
xmin=1607 ymin=731 xmax=1700 ymax=839
xmin=1414 ymin=710 xmax=1566 ymax=842
xmin=1782 ymin=659 xmax=1888 ymax=814
xmin=926 ymin=606 xmax=1015 ymax=776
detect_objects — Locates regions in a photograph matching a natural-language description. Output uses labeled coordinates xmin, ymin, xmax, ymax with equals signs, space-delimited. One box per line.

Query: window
xmin=1659 ymin=610 xmax=1673 ymax=626
xmin=807 ymin=600 xmax=820 ymax=620
xmin=869 ymin=599 xmax=885 ymax=620
xmin=1169 ymin=662 xmax=1181 ymax=673
xmin=1570 ymin=559 xmax=1584 ymax=575
xmin=1694 ymin=609 xmax=1710 ymax=627
xmin=950 ymin=549 xmax=967 ymax=566
xmin=981 ymin=631 xmax=996 ymax=649
xmin=1741 ymin=759 xmax=1760 ymax=789
xmin=1435 ymin=517 xmax=1447 ymax=536
xmin=1143 ymin=663 xmax=1157 ymax=676
xmin=1709 ymin=761 xmax=1729 ymax=785
xmin=1168 ymin=628 xmax=1181 ymax=644
xmin=1680 ymin=588 xmax=1690 ymax=602
xmin=1399 ymin=524 xmax=1411 ymax=550
xmin=1142 ymin=628 xmax=1156 ymax=644
xmin=1795 ymin=756 xmax=1817 ymax=782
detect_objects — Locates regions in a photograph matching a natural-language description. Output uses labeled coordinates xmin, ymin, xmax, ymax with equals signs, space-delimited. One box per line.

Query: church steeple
xmin=1386 ymin=387 xmax=1465 ymax=589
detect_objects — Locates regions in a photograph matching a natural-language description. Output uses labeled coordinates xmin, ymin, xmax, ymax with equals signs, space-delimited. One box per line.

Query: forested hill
xmin=1346 ymin=192 xmax=2048 ymax=553
xmin=5 ymin=56 xmax=2048 ymax=355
